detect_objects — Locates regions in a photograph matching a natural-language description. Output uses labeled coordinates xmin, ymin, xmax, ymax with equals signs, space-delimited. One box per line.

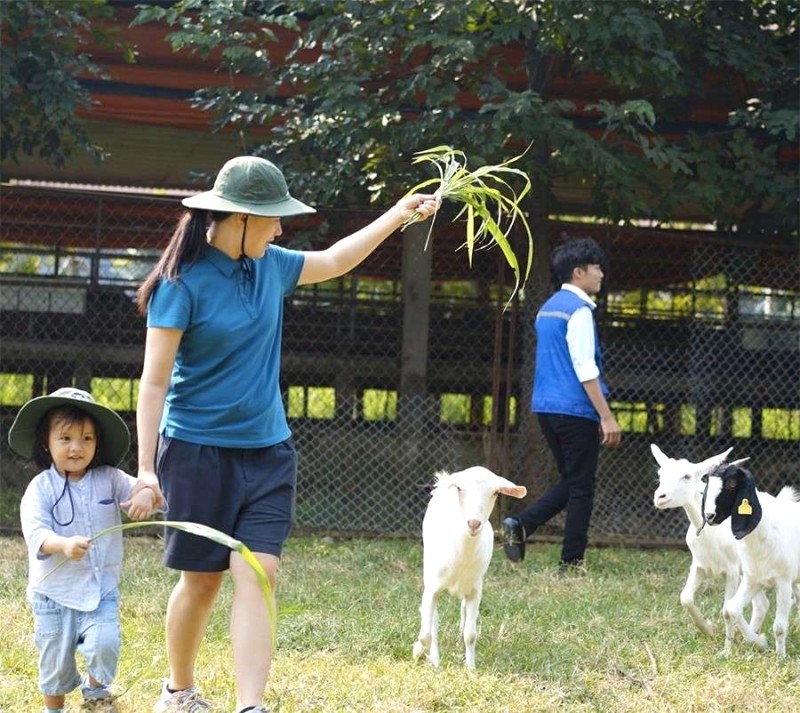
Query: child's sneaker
xmin=82 ymin=697 xmax=118 ymax=712
xmin=154 ymin=680 xmax=212 ymax=712
xmin=81 ymin=678 xmax=117 ymax=712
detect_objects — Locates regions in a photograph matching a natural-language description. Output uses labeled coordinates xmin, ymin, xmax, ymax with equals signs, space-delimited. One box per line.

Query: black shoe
xmin=502 ymin=517 xmax=526 ymax=562
xmin=557 ymin=559 xmax=587 ymax=577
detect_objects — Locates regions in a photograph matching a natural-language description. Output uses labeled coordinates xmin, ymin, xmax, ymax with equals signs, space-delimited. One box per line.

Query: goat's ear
xmin=695 ymin=446 xmax=734 ymax=474
xmin=650 ymin=443 xmax=669 ymax=466
xmin=499 ymin=485 xmax=527 ymax=499
xmin=495 ymin=476 xmax=527 ymax=499
xmin=730 ymin=469 xmax=762 ymax=540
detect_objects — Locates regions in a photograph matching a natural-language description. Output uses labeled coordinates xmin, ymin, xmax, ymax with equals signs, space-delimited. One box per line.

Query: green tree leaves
xmin=134 ymin=0 xmax=796 ymax=237
xmin=3 ymin=0 xmax=794 ymax=237
xmin=0 ymin=0 xmax=128 ymax=169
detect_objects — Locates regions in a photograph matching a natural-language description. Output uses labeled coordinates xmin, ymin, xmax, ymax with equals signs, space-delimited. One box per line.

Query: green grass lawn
xmin=1 ymin=535 xmax=798 ymax=712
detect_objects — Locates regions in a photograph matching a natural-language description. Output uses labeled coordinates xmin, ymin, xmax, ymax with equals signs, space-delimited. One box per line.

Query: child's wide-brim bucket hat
xmin=182 ymin=155 xmax=316 ymax=218
xmin=8 ymin=387 xmax=131 ymax=466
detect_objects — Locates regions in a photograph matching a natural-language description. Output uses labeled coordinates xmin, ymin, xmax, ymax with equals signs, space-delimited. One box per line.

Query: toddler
xmin=10 ymin=387 xmax=159 ymax=713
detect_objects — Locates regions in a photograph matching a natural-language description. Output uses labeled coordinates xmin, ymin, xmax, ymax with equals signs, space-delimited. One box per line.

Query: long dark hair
xmin=136 ymin=208 xmax=232 ymax=316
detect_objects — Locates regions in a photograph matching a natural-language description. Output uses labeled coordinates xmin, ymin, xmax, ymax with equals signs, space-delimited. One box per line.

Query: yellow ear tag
xmin=738 ymin=498 xmax=753 ymax=516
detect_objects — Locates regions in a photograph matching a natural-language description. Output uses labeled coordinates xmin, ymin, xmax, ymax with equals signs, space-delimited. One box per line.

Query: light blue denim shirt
xmin=20 ymin=465 xmax=137 ymax=611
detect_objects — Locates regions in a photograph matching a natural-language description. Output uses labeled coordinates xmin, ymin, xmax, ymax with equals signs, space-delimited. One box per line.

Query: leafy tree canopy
xmin=133 ymin=0 xmax=797 ymax=237
xmin=3 ymin=0 xmax=795 ymax=237
xmin=0 ymin=0 xmax=132 ymax=170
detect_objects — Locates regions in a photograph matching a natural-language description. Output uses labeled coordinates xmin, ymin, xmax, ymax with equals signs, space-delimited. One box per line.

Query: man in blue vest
xmin=503 ymin=237 xmax=622 ymax=572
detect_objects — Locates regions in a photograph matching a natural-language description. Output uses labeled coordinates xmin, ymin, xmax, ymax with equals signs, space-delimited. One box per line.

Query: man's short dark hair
xmin=550 ymin=237 xmax=607 ymax=287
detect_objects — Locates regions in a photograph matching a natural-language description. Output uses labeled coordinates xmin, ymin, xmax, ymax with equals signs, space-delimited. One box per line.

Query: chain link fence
xmin=2 ymin=185 xmax=798 ymax=546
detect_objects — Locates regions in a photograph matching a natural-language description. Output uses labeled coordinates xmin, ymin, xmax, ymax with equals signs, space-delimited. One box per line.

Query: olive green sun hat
xmin=182 ymin=155 xmax=316 ymax=218
xmin=8 ymin=387 xmax=130 ymax=466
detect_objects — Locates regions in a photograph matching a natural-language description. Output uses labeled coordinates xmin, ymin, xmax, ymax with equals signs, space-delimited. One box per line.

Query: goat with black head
xmin=701 ymin=462 xmax=763 ymax=539
xmin=651 ymin=445 xmax=768 ymax=640
xmin=703 ymin=462 xmax=800 ymax=658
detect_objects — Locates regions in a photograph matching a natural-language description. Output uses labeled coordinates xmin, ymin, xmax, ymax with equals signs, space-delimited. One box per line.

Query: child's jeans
xmin=31 ymin=591 xmax=120 ymax=696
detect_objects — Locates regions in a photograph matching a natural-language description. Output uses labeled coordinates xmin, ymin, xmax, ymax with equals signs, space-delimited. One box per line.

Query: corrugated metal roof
xmin=4 ymin=178 xmax=193 ymax=197
xmin=4 ymin=120 xmax=248 ymax=191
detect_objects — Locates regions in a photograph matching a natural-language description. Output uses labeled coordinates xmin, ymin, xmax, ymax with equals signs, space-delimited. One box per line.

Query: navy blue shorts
xmin=156 ymin=436 xmax=297 ymax=571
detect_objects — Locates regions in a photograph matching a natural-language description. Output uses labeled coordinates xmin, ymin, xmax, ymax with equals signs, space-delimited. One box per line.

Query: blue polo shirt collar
xmin=204 ymin=244 xmax=238 ymax=277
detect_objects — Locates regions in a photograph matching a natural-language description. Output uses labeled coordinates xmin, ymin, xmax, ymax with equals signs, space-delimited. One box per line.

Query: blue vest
xmin=530 ymin=289 xmax=607 ymax=422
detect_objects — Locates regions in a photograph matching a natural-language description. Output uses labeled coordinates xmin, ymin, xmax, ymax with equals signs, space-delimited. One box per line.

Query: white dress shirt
xmin=562 ymin=283 xmax=600 ymax=384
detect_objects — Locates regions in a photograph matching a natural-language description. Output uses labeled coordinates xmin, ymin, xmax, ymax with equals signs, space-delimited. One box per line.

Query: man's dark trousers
xmin=517 ymin=413 xmax=600 ymax=563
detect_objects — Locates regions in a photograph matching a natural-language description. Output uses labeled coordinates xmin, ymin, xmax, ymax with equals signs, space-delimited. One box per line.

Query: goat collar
xmin=697 ymin=477 xmax=711 ymax=536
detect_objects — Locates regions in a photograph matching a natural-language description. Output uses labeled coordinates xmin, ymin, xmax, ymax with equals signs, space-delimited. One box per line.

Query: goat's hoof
xmin=700 ymin=622 xmax=716 ymax=637
xmin=754 ymin=634 xmax=768 ymax=651
xmin=412 ymin=641 xmax=426 ymax=661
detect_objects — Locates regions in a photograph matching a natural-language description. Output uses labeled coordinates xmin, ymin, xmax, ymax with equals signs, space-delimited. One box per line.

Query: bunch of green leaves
xmin=402 ymin=145 xmax=534 ymax=304
xmin=39 ymin=520 xmax=276 ymax=643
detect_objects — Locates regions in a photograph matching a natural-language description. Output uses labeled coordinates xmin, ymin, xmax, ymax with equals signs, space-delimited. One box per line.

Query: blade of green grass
xmin=38 ymin=520 xmax=277 ymax=642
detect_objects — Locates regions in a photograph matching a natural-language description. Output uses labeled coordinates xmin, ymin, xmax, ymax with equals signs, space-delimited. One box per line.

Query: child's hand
xmin=121 ymin=487 xmax=157 ymax=521
xmin=134 ymin=470 xmax=166 ymax=509
xmin=62 ymin=536 xmax=91 ymax=560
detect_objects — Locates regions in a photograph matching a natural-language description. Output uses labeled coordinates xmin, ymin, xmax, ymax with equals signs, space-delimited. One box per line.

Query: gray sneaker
xmin=154 ymin=680 xmax=212 ymax=712
xmin=81 ymin=678 xmax=117 ymax=712
xmin=82 ymin=697 xmax=118 ymax=712
xmin=234 ymin=707 xmax=270 ymax=713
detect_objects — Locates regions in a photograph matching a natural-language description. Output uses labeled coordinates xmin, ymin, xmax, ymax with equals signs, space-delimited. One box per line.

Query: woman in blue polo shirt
xmin=133 ymin=156 xmax=438 ymax=713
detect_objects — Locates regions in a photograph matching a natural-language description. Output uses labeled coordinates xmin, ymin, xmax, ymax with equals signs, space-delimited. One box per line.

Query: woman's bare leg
xmin=165 ymin=571 xmax=224 ymax=690
xmin=230 ymin=551 xmax=279 ymax=711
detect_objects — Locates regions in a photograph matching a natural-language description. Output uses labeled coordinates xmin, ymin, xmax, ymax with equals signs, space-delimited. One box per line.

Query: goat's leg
xmin=723 ymin=576 xmax=768 ymax=654
xmin=772 ymin=581 xmax=793 ymax=658
xmin=720 ymin=571 xmax=741 ymax=645
xmin=748 ymin=590 xmax=769 ymax=634
xmin=681 ymin=564 xmax=715 ymax=636
xmin=461 ymin=587 xmax=481 ymax=670
xmin=413 ymin=586 xmax=440 ymax=666
xmin=429 ymin=605 xmax=440 ymax=667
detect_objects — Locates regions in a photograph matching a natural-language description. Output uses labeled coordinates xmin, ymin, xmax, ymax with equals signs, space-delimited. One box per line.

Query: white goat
xmin=412 ymin=466 xmax=527 ymax=669
xmin=703 ymin=462 xmax=800 ymax=657
xmin=650 ymin=444 xmax=769 ymax=640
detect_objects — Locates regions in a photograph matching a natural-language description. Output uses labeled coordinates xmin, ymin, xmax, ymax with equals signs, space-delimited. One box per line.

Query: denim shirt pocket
xmin=95 ymin=496 xmax=122 ymax=533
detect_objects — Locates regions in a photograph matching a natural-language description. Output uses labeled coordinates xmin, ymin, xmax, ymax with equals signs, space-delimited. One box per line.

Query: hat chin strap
xmin=239 ymin=215 xmax=255 ymax=281
xmin=239 ymin=215 xmax=249 ymax=259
